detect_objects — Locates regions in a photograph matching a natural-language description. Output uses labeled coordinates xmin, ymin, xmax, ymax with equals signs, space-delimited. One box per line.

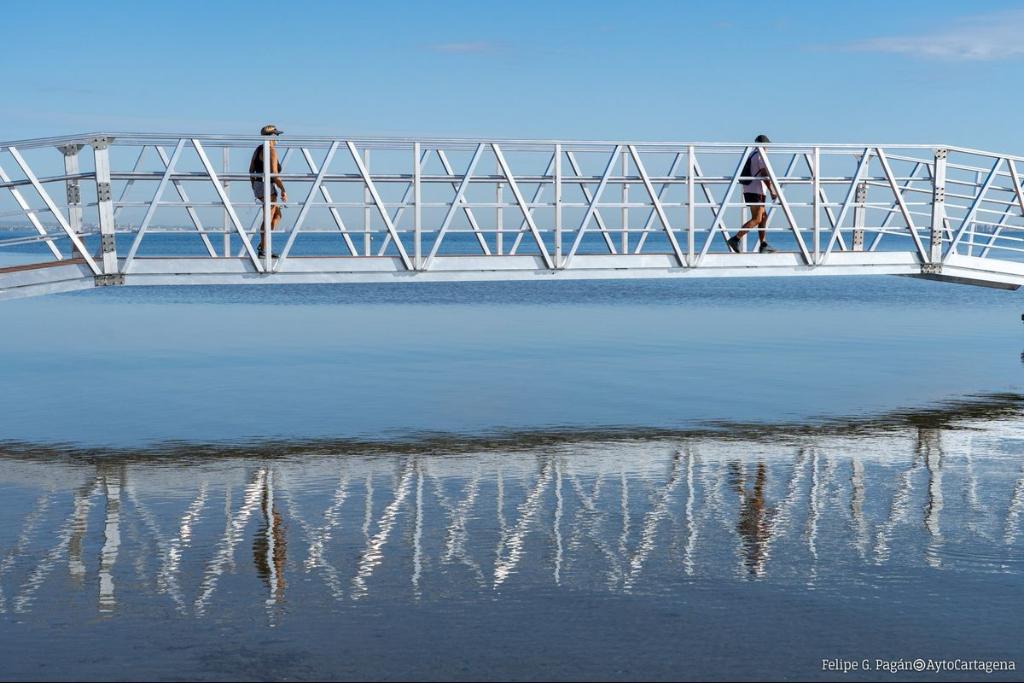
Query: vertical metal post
xmin=413 ymin=143 xmax=421 ymax=269
xmin=263 ymin=139 xmax=271 ymax=271
xmin=853 ymin=180 xmax=866 ymax=252
xmin=496 ymin=158 xmax=504 ymax=255
xmin=621 ymin=149 xmax=629 ymax=254
xmin=92 ymin=138 xmax=118 ymax=276
xmin=554 ymin=143 xmax=562 ymax=268
xmin=363 ymin=148 xmax=372 ymax=256
xmin=687 ymin=145 xmax=695 ymax=266
xmin=222 ymin=146 xmax=230 ymax=257
xmin=930 ymin=149 xmax=947 ymax=264
xmin=739 ymin=149 xmax=748 ymax=253
xmin=812 ymin=147 xmax=821 ymax=262
xmin=62 ymin=144 xmax=83 ymax=258
xmin=969 ymin=168 xmax=981 ymax=257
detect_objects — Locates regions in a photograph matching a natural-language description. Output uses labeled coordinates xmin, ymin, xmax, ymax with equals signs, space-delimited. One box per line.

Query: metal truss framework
xmin=2 ymin=132 xmax=1024 ymax=298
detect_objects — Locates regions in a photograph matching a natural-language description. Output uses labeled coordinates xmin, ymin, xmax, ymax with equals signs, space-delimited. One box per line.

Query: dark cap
xmin=754 ymin=134 xmax=771 ymax=143
xmin=260 ymin=124 xmax=284 ymax=136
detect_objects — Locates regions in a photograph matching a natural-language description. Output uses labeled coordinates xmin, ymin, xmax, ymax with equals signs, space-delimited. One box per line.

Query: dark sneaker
xmin=727 ymin=235 xmax=741 ymax=253
xmin=759 ymin=241 xmax=777 ymax=254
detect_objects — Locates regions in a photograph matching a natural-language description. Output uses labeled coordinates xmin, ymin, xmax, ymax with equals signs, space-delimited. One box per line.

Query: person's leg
xmin=257 ymin=209 xmax=267 ymax=253
xmin=756 ymin=207 xmax=778 ymax=252
xmin=734 ymin=204 xmax=764 ymax=240
xmin=259 ymin=202 xmax=281 ymax=256
xmin=257 ymin=210 xmax=273 ymax=253
xmin=254 ymin=185 xmax=269 ymax=253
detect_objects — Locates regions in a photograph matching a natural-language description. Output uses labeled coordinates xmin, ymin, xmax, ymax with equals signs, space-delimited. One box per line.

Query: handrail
xmin=0 ymin=131 xmax=986 ymax=153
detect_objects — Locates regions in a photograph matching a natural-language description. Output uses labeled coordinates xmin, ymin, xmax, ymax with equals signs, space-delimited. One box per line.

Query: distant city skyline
xmin=7 ymin=1 xmax=1024 ymax=153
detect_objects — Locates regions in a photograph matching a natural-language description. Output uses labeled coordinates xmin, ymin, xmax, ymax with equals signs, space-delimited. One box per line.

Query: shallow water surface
xmin=1 ymin=276 xmax=1023 ymax=680
xmin=1 ymin=413 xmax=1023 ymax=680
xmin=0 ymin=276 xmax=1022 ymax=446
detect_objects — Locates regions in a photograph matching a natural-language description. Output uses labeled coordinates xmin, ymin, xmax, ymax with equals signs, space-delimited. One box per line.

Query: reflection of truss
xmin=3 ymin=134 xmax=1024 ymax=298
xmin=2 ymin=423 xmax=1023 ymax=616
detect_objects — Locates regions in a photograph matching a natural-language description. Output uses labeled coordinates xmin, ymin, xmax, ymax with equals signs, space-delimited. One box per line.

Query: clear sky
xmin=7 ymin=0 xmax=1024 ymax=152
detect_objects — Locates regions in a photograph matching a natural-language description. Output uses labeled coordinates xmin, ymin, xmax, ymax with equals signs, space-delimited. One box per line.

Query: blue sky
xmin=7 ymin=0 xmax=1024 ymax=152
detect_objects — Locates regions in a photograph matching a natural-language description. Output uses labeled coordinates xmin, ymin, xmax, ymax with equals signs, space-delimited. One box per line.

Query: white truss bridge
xmin=2 ymin=132 xmax=1024 ymax=299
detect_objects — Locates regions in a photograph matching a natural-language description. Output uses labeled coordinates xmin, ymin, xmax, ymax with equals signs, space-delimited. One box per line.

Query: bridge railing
xmin=2 ymin=134 xmax=1024 ymax=288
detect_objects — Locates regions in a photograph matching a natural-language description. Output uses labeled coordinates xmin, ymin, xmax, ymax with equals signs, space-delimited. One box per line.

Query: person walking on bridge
xmin=250 ymin=124 xmax=288 ymax=258
xmin=727 ymin=135 xmax=778 ymax=254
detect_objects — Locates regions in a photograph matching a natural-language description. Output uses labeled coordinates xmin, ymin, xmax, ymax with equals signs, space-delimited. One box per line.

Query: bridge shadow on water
xmin=0 ymin=394 xmax=1022 ymax=679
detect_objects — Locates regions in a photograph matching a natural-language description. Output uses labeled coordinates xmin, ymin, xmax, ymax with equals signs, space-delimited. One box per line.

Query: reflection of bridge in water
xmin=1 ymin=411 xmax=1023 ymax=618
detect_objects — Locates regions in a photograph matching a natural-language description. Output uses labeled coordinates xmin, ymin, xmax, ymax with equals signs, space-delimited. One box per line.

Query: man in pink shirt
xmin=728 ymin=135 xmax=778 ymax=254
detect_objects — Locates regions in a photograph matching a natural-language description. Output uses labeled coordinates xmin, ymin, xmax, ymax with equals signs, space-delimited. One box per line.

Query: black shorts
xmin=743 ymin=192 xmax=765 ymax=205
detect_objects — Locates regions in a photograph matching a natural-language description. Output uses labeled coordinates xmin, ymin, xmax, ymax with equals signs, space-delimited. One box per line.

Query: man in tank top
xmin=249 ymin=124 xmax=288 ymax=258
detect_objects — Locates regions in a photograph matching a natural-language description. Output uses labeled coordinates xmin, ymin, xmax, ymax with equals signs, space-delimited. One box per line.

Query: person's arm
xmin=759 ymin=169 xmax=778 ymax=201
xmin=756 ymin=163 xmax=778 ymax=200
xmin=270 ymin=147 xmax=287 ymax=201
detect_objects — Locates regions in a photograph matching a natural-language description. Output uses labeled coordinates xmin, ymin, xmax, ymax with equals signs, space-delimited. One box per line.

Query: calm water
xmin=1 ymin=276 xmax=1023 ymax=446
xmin=1 ymin=275 xmax=1023 ymax=680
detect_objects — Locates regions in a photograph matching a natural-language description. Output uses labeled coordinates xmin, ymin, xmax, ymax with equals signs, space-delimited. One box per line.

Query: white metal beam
xmin=424 ymin=143 xmax=485 ymax=270
xmin=565 ymin=146 xmax=622 ymax=267
xmin=436 ymin=150 xmax=492 ymax=255
xmin=155 ymin=146 xmax=217 ymax=257
xmin=377 ymin=148 xmax=431 ymax=255
xmin=697 ymin=147 xmax=749 ymax=263
xmin=565 ymin=151 xmax=619 ymax=255
xmin=632 ymin=152 xmax=684 ymax=254
xmin=300 ymin=147 xmax=358 ymax=256
xmin=0 ymin=160 xmax=62 ymax=260
xmin=492 ymin=144 xmax=554 ymax=269
xmin=192 ymin=139 xmax=264 ymax=272
xmin=627 ymin=145 xmax=685 ymax=267
xmin=980 ymin=158 xmax=1024 ymax=258
xmin=123 ymin=139 xmax=186 ymax=272
xmin=7 ymin=147 xmax=100 ymax=274
xmin=347 ymin=141 xmax=412 ymax=270
xmin=758 ymin=146 xmax=811 ymax=264
xmin=876 ymin=148 xmax=928 ymax=261
xmin=824 ymin=149 xmax=874 ymax=257
xmin=276 ymin=142 xmax=339 ymax=270
xmin=945 ymin=156 xmax=1003 ymax=261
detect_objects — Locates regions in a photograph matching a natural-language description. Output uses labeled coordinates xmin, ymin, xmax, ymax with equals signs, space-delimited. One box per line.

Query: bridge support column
xmin=61 ymin=144 xmax=84 ymax=259
xmin=930 ymin=148 xmax=947 ymax=267
xmin=92 ymin=137 xmax=120 ymax=282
